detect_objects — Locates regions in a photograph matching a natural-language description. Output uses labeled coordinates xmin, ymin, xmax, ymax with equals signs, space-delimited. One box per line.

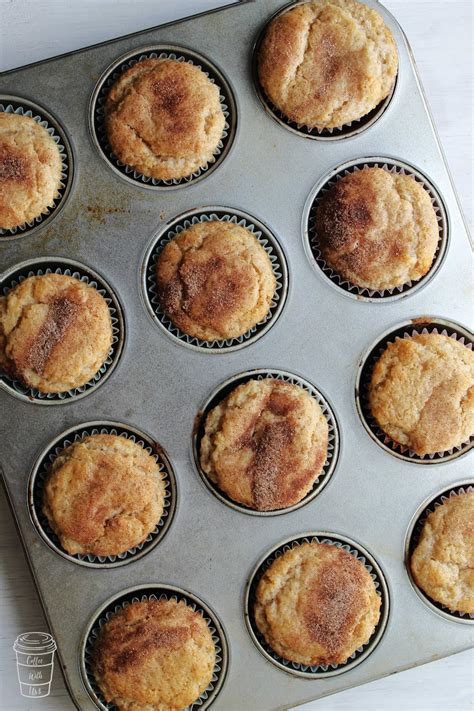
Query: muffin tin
xmin=0 ymin=1 xmax=472 ymax=710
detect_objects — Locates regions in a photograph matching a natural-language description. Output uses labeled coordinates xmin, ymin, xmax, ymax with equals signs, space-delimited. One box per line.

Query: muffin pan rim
xmin=140 ymin=205 xmax=289 ymax=353
xmin=79 ymin=583 xmax=229 ymax=711
xmin=191 ymin=367 xmax=341 ymax=516
xmin=354 ymin=316 xmax=474 ymax=464
xmin=88 ymin=43 xmax=238 ymax=191
xmin=27 ymin=420 xmax=178 ymax=568
xmin=301 ymin=155 xmax=450 ymax=302
xmin=244 ymin=530 xmax=390 ymax=677
xmin=0 ymin=256 xmax=126 ymax=405
xmin=404 ymin=479 xmax=474 ymax=625
xmin=0 ymin=94 xmax=76 ymax=242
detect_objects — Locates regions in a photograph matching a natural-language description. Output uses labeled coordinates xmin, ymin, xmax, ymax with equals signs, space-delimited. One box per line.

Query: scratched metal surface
xmin=0 ymin=1 xmax=472 ymax=709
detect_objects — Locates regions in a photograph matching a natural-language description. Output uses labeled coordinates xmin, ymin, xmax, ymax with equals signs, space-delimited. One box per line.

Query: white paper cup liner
xmin=0 ymin=258 xmax=125 ymax=404
xmin=193 ymin=369 xmax=340 ymax=515
xmin=29 ymin=422 xmax=177 ymax=567
xmin=252 ymin=3 xmax=397 ymax=140
xmin=245 ymin=532 xmax=390 ymax=677
xmin=304 ymin=158 xmax=448 ymax=301
xmin=405 ymin=482 xmax=474 ymax=623
xmin=357 ymin=319 xmax=473 ymax=462
xmin=90 ymin=46 xmax=236 ymax=189
xmin=0 ymin=97 xmax=73 ymax=240
xmin=143 ymin=208 xmax=288 ymax=352
xmin=81 ymin=585 xmax=228 ymax=711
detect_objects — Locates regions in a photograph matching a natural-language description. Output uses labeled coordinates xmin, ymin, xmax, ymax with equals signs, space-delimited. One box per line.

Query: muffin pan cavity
xmin=356 ymin=318 xmax=474 ymax=463
xmin=193 ymin=369 xmax=340 ymax=515
xmin=89 ymin=46 xmax=237 ymax=189
xmin=0 ymin=96 xmax=74 ymax=241
xmin=245 ymin=532 xmax=390 ymax=676
xmin=28 ymin=421 xmax=177 ymax=567
xmin=303 ymin=157 xmax=448 ymax=301
xmin=81 ymin=585 xmax=228 ymax=711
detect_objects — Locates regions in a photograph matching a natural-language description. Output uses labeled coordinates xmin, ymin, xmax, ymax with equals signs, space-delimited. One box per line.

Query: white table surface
xmin=0 ymin=1 xmax=472 ymax=710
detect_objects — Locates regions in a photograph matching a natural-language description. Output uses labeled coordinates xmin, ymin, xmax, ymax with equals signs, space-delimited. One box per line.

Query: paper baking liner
xmin=0 ymin=96 xmax=73 ymax=240
xmin=303 ymin=158 xmax=448 ymax=301
xmin=252 ymin=2 xmax=397 ymax=141
xmin=245 ymin=532 xmax=390 ymax=677
xmin=90 ymin=46 xmax=236 ymax=189
xmin=81 ymin=585 xmax=228 ymax=711
xmin=193 ymin=369 xmax=340 ymax=515
xmin=356 ymin=319 xmax=474 ymax=462
xmin=143 ymin=208 xmax=288 ymax=352
xmin=0 ymin=258 xmax=125 ymax=404
xmin=405 ymin=481 xmax=474 ymax=623
xmin=28 ymin=422 xmax=177 ymax=568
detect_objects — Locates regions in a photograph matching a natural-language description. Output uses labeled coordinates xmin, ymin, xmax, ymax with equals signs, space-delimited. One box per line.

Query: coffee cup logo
xmin=13 ymin=632 xmax=57 ymax=698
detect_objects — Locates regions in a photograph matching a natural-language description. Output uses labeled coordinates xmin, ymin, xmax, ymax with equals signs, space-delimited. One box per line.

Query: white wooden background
xmin=0 ymin=1 xmax=472 ymax=710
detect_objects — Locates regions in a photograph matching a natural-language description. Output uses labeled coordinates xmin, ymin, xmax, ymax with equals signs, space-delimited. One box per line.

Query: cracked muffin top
xmin=156 ymin=220 xmax=276 ymax=342
xmin=369 ymin=333 xmax=474 ymax=456
xmin=258 ymin=0 xmax=397 ymax=129
xmin=92 ymin=598 xmax=216 ymax=711
xmin=0 ymin=273 xmax=113 ymax=393
xmin=105 ymin=58 xmax=226 ymax=180
xmin=200 ymin=378 xmax=328 ymax=511
xmin=0 ymin=112 xmax=62 ymax=229
xmin=43 ymin=434 xmax=165 ymax=557
xmin=315 ymin=168 xmax=439 ymax=291
xmin=410 ymin=491 xmax=474 ymax=614
xmin=254 ymin=542 xmax=381 ymax=665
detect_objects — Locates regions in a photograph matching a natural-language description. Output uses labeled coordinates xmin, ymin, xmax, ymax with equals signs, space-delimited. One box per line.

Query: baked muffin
xmin=0 ymin=112 xmax=62 ymax=229
xmin=105 ymin=58 xmax=225 ymax=180
xmin=255 ymin=542 xmax=381 ymax=665
xmin=200 ymin=378 xmax=328 ymax=510
xmin=258 ymin=0 xmax=398 ymax=129
xmin=156 ymin=220 xmax=276 ymax=341
xmin=369 ymin=333 xmax=474 ymax=456
xmin=93 ymin=598 xmax=216 ymax=710
xmin=43 ymin=434 xmax=165 ymax=557
xmin=410 ymin=492 xmax=474 ymax=614
xmin=315 ymin=168 xmax=439 ymax=290
xmin=0 ymin=273 xmax=113 ymax=393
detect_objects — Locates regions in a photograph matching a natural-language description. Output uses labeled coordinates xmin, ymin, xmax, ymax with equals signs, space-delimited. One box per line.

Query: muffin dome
xmin=43 ymin=434 xmax=165 ymax=557
xmin=200 ymin=378 xmax=328 ymax=510
xmin=93 ymin=598 xmax=216 ymax=711
xmin=156 ymin=220 xmax=276 ymax=341
xmin=369 ymin=333 xmax=474 ymax=456
xmin=258 ymin=0 xmax=397 ymax=129
xmin=254 ymin=542 xmax=381 ymax=665
xmin=410 ymin=492 xmax=474 ymax=614
xmin=0 ymin=112 xmax=62 ymax=229
xmin=315 ymin=167 xmax=439 ymax=291
xmin=105 ymin=58 xmax=225 ymax=180
xmin=0 ymin=273 xmax=112 ymax=393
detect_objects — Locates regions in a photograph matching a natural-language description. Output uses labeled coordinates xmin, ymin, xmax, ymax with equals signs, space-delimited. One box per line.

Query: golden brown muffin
xmin=369 ymin=333 xmax=474 ymax=456
xmin=0 ymin=273 xmax=113 ymax=393
xmin=315 ymin=168 xmax=439 ymax=290
xmin=255 ymin=542 xmax=381 ymax=665
xmin=410 ymin=492 xmax=474 ymax=614
xmin=258 ymin=0 xmax=398 ymax=129
xmin=43 ymin=434 xmax=165 ymax=557
xmin=156 ymin=220 xmax=276 ymax=341
xmin=200 ymin=378 xmax=328 ymax=510
xmin=93 ymin=598 xmax=216 ymax=711
xmin=105 ymin=58 xmax=225 ymax=180
xmin=0 ymin=112 xmax=62 ymax=229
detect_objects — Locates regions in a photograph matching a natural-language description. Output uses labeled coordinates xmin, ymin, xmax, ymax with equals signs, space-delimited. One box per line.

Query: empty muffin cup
xmin=90 ymin=45 xmax=237 ymax=189
xmin=81 ymin=585 xmax=228 ymax=711
xmin=245 ymin=532 xmax=390 ymax=677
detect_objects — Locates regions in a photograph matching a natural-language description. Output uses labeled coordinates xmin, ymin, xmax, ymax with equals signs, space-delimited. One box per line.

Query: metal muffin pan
xmin=0 ymin=1 xmax=472 ymax=709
